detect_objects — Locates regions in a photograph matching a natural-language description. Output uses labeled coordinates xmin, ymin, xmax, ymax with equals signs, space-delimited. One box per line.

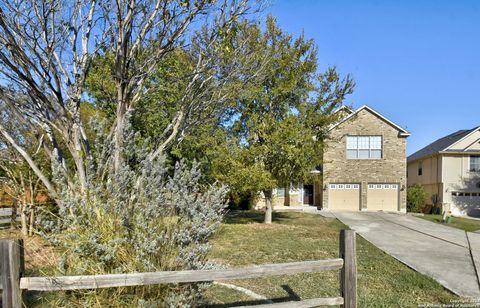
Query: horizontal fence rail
xmin=0 ymin=207 xmax=20 ymax=227
xmin=1 ymin=230 xmax=357 ymax=308
xmin=20 ymin=259 xmax=344 ymax=291
xmin=236 ymin=297 xmax=345 ymax=308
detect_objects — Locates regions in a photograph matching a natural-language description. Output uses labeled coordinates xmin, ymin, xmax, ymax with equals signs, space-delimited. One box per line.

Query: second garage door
xmin=367 ymin=183 xmax=399 ymax=211
xmin=329 ymin=183 xmax=360 ymax=211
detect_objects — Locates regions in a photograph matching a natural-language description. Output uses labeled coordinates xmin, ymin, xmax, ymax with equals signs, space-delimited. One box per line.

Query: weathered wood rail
xmin=1 ymin=230 xmax=356 ymax=308
xmin=0 ymin=207 xmax=20 ymax=228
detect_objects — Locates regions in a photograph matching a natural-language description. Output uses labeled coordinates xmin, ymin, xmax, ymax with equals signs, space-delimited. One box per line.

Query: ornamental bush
xmin=407 ymin=184 xmax=428 ymax=213
xmin=38 ymin=118 xmax=228 ymax=307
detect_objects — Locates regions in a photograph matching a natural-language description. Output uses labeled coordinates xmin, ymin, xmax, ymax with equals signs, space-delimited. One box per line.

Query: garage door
xmin=329 ymin=183 xmax=360 ymax=211
xmin=367 ymin=184 xmax=399 ymax=211
xmin=451 ymin=192 xmax=480 ymax=216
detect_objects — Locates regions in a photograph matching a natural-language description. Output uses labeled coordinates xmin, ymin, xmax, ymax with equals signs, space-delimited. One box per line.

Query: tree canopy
xmin=209 ymin=17 xmax=355 ymax=222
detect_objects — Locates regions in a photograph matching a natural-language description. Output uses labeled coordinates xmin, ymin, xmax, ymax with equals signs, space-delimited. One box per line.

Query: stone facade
xmin=322 ymin=108 xmax=408 ymax=211
xmin=254 ymin=187 xmax=305 ymax=209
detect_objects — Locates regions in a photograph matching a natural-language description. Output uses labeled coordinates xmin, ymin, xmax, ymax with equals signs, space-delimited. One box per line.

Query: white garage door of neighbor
xmin=329 ymin=183 xmax=360 ymax=211
xmin=367 ymin=183 xmax=399 ymax=211
xmin=451 ymin=192 xmax=480 ymax=216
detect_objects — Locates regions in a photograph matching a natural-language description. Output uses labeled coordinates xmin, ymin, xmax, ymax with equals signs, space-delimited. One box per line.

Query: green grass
xmin=205 ymin=211 xmax=456 ymax=307
xmin=418 ymin=214 xmax=480 ymax=232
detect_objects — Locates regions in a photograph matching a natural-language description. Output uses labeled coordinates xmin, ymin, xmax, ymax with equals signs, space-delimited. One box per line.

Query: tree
xmin=0 ymin=0 xmax=261 ymax=204
xmin=225 ymin=17 xmax=354 ymax=223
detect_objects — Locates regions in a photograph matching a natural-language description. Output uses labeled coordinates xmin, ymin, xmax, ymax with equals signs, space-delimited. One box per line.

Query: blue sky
xmin=265 ymin=0 xmax=480 ymax=155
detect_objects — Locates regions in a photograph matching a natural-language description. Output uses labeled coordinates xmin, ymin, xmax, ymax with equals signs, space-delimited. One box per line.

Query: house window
xmin=418 ymin=161 xmax=423 ymax=176
xmin=470 ymin=155 xmax=480 ymax=172
xmin=346 ymin=136 xmax=382 ymax=159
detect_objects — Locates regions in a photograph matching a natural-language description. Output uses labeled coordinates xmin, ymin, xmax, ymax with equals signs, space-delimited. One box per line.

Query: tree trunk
xmin=20 ymin=204 xmax=28 ymax=236
xmin=28 ymin=177 xmax=37 ymax=237
xmin=10 ymin=200 xmax=17 ymax=230
xmin=113 ymin=82 xmax=127 ymax=172
xmin=263 ymin=189 xmax=273 ymax=224
xmin=0 ymin=124 xmax=57 ymax=199
xmin=28 ymin=207 xmax=34 ymax=236
xmin=20 ymin=175 xmax=27 ymax=235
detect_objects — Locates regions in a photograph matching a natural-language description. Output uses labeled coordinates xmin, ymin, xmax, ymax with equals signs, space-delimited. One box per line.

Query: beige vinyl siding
xmin=407 ymin=155 xmax=443 ymax=206
xmin=447 ymin=129 xmax=480 ymax=150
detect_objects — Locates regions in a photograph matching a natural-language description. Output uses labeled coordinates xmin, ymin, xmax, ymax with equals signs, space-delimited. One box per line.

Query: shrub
xmin=407 ymin=184 xmax=428 ymax=213
xmin=38 ymin=119 xmax=227 ymax=307
xmin=227 ymin=191 xmax=255 ymax=210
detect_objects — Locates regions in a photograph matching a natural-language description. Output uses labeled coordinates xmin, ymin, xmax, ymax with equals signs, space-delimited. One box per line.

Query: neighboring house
xmin=256 ymin=105 xmax=410 ymax=212
xmin=407 ymin=127 xmax=480 ymax=217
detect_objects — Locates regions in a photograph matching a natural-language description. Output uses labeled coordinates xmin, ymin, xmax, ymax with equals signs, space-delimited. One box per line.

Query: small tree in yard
xmin=407 ymin=184 xmax=428 ymax=213
xmin=225 ymin=17 xmax=354 ymax=223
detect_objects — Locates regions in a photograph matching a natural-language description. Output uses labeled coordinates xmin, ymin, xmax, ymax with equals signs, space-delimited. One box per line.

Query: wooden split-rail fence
xmin=0 ymin=207 xmax=20 ymax=229
xmin=0 ymin=230 xmax=357 ymax=308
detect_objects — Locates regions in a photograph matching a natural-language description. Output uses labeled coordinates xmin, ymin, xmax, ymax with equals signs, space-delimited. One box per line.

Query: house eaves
xmin=442 ymin=126 xmax=480 ymax=152
xmin=407 ymin=127 xmax=479 ymax=163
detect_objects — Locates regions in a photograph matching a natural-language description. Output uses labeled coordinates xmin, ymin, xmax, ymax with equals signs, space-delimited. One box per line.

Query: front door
xmin=303 ymin=185 xmax=314 ymax=205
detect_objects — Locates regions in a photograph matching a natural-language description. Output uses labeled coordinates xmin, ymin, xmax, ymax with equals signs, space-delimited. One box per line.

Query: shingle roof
xmin=407 ymin=127 xmax=479 ymax=162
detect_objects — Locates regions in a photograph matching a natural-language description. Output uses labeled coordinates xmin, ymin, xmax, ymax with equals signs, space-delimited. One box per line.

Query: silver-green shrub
xmin=38 ymin=118 xmax=228 ymax=307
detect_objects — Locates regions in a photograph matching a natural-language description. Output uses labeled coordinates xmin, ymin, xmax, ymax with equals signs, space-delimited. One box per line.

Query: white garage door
xmin=367 ymin=183 xmax=399 ymax=211
xmin=329 ymin=183 xmax=360 ymax=211
xmin=451 ymin=192 xmax=480 ymax=216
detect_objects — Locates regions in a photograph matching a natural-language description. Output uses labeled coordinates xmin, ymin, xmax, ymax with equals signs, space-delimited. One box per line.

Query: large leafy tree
xmin=223 ymin=16 xmax=355 ymax=223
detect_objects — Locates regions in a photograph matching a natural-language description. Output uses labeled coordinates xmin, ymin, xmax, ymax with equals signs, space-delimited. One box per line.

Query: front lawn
xmin=205 ymin=211 xmax=456 ymax=307
xmin=0 ymin=212 xmax=458 ymax=307
xmin=418 ymin=214 xmax=480 ymax=232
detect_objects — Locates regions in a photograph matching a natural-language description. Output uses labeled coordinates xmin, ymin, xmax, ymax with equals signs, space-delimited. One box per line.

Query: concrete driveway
xmin=331 ymin=211 xmax=480 ymax=297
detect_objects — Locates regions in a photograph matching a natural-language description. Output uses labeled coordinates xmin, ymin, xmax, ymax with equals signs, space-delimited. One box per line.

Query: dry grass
xmin=0 ymin=229 xmax=59 ymax=276
xmin=0 ymin=212 xmax=459 ymax=307
xmin=204 ymin=211 xmax=457 ymax=307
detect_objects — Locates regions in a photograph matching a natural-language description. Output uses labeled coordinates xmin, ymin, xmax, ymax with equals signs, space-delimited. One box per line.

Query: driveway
xmin=331 ymin=211 xmax=480 ymax=297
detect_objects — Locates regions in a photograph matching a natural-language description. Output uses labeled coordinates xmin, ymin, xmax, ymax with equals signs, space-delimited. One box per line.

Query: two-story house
xmin=256 ymin=105 xmax=410 ymax=212
xmin=407 ymin=127 xmax=480 ymax=217
xmin=321 ymin=105 xmax=409 ymax=212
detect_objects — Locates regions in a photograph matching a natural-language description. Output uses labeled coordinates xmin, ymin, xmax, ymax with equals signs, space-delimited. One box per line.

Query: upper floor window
xmin=470 ymin=155 xmax=480 ymax=172
xmin=418 ymin=161 xmax=423 ymax=176
xmin=346 ymin=136 xmax=382 ymax=159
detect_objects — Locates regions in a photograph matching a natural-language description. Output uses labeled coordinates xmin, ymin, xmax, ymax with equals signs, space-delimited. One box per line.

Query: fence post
xmin=1 ymin=239 xmax=24 ymax=308
xmin=340 ymin=229 xmax=356 ymax=308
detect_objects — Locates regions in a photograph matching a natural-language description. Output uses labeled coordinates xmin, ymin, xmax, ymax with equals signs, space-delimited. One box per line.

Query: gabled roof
xmin=329 ymin=105 xmax=410 ymax=136
xmin=333 ymin=105 xmax=354 ymax=115
xmin=407 ymin=126 xmax=480 ymax=162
